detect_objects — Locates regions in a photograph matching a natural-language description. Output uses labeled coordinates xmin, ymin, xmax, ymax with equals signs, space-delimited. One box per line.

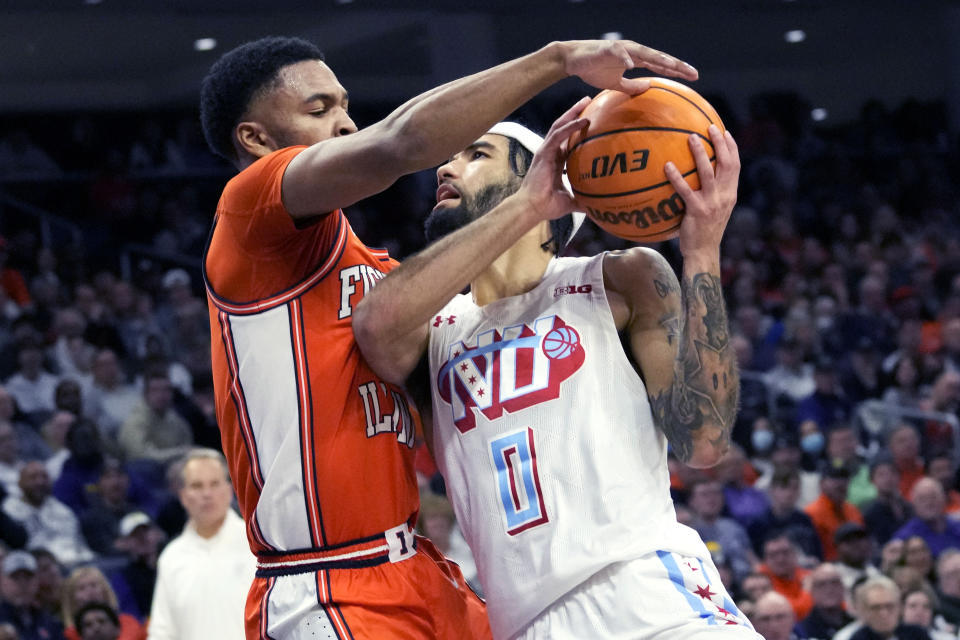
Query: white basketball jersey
xmin=427 ymin=254 xmax=710 ymax=639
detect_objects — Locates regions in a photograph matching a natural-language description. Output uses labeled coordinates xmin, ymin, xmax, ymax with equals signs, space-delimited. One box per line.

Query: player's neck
xmin=471 ymin=230 xmax=552 ymax=307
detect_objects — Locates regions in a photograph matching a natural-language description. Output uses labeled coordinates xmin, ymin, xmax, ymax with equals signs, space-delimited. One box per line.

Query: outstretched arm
xmin=606 ymin=125 xmax=740 ymax=468
xmin=353 ymin=99 xmax=590 ymax=385
xmin=282 ymin=40 xmax=697 ymax=219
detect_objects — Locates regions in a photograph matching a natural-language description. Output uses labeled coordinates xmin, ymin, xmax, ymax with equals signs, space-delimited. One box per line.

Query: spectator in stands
xmin=934 ymin=549 xmax=960 ymax=632
xmin=795 ymin=357 xmax=852 ymax=432
xmin=939 ymin=317 xmax=960 ymax=375
xmin=0 ymin=421 xmax=22 ymax=499
xmin=74 ymin=602 xmax=125 ymax=640
xmin=732 ymin=304 xmax=778 ymax=372
xmin=30 ymin=548 xmax=63 ymax=624
xmin=0 ymin=622 xmax=16 ymax=640
xmin=53 ymin=418 xmax=108 ymax=514
xmin=757 ymin=531 xmax=814 ymax=620
xmin=109 ymin=512 xmax=161 ymax=621
xmin=117 ymin=369 xmax=191 ymax=465
xmin=41 ymin=411 xmax=74 ymax=485
xmin=4 ymin=461 xmax=92 ymax=566
xmin=764 ymin=337 xmax=815 ymax=406
xmin=881 ymin=355 xmax=924 ymax=409
xmin=900 ymin=585 xmax=954 ymax=640
xmin=714 ymin=444 xmax=769 ymax=527
xmin=751 ymin=590 xmax=799 ymax=640
xmin=153 ymin=269 xmax=208 ymax=381
xmin=903 ymin=536 xmax=935 ymax=586
xmin=862 ymin=455 xmax=913 ymax=546
xmin=754 ymin=433 xmax=821 ymax=507
xmin=79 ymin=458 xmax=136 ymax=555
xmin=49 ymin=308 xmax=95 ymax=383
xmin=882 ymin=319 xmax=924 ymax=381
xmin=85 ymin=349 xmax=139 ymax=445
xmin=799 ymin=562 xmax=854 ymax=640
xmin=147 ymin=449 xmax=254 ymax=639
xmin=926 ymin=453 xmax=960 ymax=514
xmin=61 ymin=566 xmax=144 ymax=640
xmin=834 ymin=523 xmax=882 ymax=599
xmin=54 ymin=377 xmax=85 ymax=419
xmin=747 ymin=466 xmax=822 ymax=560
xmin=825 ymin=422 xmax=874 ymax=507
xmin=849 ymin=575 xmax=930 ymax=640
xmin=0 ymin=386 xmax=46 ymax=464
xmin=5 ymin=339 xmax=59 ymax=417
xmin=836 ymin=274 xmax=898 ymax=357
xmin=739 ymin=571 xmax=774 ymax=613
xmin=840 ymin=337 xmax=884 ymax=405
xmin=0 ymin=550 xmax=63 ymax=639
xmin=687 ymin=478 xmax=757 ymax=581
xmin=880 ymin=538 xmax=905 ymax=575
xmin=804 ymin=458 xmax=865 ymax=561
xmin=918 ymin=370 xmax=960 ymax=455
xmin=888 ymin=424 xmax=926 ymax=505
xmin=892 ymin=477 xmax=960 ymax=557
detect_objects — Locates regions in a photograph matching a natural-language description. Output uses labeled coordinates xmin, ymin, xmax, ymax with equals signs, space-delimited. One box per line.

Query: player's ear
xmin=235 ymin=121 xmax=277 ymax=159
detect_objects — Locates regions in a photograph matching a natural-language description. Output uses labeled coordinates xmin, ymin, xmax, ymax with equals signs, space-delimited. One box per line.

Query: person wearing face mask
xmin=804 ymin=458 xmax=865 ymax=561
xmin=800 ymin=422 xmax=827 ymax=460
xmin=751 ymin=421 xmax=776 ymax=458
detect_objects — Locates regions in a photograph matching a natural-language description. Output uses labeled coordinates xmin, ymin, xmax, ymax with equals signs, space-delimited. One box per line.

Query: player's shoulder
xmin=601 ymin=247 xmax=674 ymax=288
xmin=222 ymin=147 xmax=306 ymax=207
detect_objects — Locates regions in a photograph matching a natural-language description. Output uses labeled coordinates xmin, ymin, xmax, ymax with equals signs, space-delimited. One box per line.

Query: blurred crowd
xmin=0 ymin=85 xmax=955 ymax=639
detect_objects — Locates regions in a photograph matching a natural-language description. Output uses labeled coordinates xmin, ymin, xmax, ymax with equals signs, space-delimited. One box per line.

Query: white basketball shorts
xmin=512 ymin=550 xmax=763 ymax=639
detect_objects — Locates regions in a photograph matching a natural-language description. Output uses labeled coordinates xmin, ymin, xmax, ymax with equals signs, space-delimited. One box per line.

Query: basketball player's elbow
xmin=686 ymin=433 xmax=730 ymax=469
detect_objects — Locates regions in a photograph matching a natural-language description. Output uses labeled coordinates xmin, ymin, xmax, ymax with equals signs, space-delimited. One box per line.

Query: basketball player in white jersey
xmin=353 ymin=98 xmax=761 ymax=639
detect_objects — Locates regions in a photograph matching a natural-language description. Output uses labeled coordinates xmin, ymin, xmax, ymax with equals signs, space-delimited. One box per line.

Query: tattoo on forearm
xmin=649 ymin=272 xmax=739 ymax=464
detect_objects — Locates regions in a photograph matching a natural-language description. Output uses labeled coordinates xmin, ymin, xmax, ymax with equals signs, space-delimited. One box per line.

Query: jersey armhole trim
xmin=203 ymin=210 xmax=348 ymax=316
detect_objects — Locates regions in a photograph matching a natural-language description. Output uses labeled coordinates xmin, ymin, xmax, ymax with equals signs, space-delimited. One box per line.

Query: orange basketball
xmin=566 ymin=78 xmax=724 ymax=242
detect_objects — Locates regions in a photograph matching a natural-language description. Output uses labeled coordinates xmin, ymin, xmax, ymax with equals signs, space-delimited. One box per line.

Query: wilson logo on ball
xmin=585 ymin=192 xmax=686 ymax=233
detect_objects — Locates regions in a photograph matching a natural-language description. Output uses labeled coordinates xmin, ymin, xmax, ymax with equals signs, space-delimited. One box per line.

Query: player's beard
xmin=423 ymin=179 xmax=519 ymax=244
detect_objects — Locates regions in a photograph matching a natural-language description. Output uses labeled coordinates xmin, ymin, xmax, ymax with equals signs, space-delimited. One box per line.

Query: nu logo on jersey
xmin=338 ymin=264 xmax=386 ymax=320
xmin=437 ymin=315 xmax=584 ymax=433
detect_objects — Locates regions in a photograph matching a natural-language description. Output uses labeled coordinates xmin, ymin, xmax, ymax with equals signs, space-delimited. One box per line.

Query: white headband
xmin=487 ymin=122 xmax=586 ymax=247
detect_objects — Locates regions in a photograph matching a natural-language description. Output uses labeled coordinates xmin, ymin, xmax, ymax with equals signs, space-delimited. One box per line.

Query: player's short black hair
xmin=199 ymin=36 xmax=325 ymax=164
xmin=75 ymin=602 xmax=120 ymax=632
xmin=504 ymin=137 xmax=575 ymax=257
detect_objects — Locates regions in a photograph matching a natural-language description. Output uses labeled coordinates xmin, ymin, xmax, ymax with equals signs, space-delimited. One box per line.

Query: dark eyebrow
xmin=303 ymin=91 xmax=349 ymax=105
xmin=448 ymin=140 xmax=496 ymax=163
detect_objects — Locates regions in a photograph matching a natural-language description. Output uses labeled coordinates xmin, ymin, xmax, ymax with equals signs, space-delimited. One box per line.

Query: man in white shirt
xmin=147 ymin=448 xmax=255 ymax=640
xmin=2 ymin=460 xmax=93 ymax=566
xmin=4 ymin=340 xmax=59 ymax=416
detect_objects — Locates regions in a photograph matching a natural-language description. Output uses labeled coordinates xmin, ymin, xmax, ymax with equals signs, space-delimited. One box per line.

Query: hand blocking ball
xmin=566 ymin=78 xmax=724 ymax=242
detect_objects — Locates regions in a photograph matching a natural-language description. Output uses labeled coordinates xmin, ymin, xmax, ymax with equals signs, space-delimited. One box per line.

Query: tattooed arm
xmin=604 ymin=125 xmax=740 ymax=468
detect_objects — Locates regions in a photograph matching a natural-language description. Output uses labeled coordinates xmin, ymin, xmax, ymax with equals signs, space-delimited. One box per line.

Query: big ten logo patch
xmin=338 ymin=264 xmax=386 ymax=320
xmin=553 ymin=284 xmax=592 ymax=298
xmin=357 ymin=381 xmax=415 ymax=447
xmin=436 ymin=315 xmax=584 ymax=433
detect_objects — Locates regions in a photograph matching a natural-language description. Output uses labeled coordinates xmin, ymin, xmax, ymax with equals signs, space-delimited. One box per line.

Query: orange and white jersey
xmin=204 ymin=147 xmax=420 ymax=557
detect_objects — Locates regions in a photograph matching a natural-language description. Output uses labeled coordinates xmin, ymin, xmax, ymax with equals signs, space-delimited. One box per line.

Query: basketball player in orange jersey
xmin=199 ymin=35 xmax=697 ymax=639
xmin=353 ymin=103 xmax=762 ymax=637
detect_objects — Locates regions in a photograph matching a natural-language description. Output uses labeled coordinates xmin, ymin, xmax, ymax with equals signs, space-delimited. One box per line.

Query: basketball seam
xmin=631 ymin=220 xmax=683 ymax=240
xmin=570 ymin=157 xmax=715 ymax=199
xmin=570 ymin=126 xmax=715 ymax=153
xmin=647 ymin=86 xmax=718 ymax=128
